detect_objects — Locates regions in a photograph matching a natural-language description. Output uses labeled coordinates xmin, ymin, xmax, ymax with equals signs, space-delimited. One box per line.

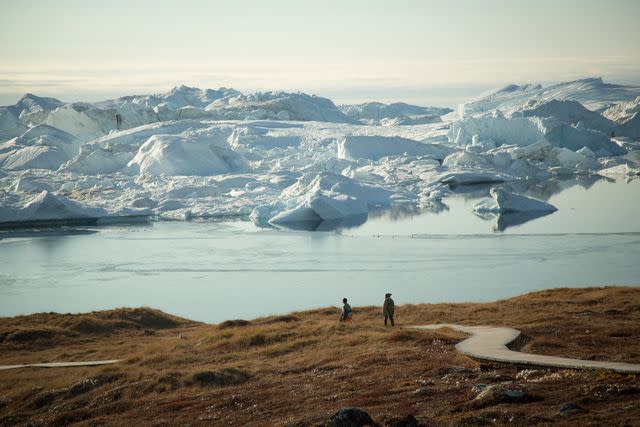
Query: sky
xmin=1 ymin=0 xmax=639 ymax=106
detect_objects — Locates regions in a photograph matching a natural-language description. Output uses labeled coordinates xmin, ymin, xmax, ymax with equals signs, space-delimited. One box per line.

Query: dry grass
xmin=0 ymin=287 xmax=639 ymax=426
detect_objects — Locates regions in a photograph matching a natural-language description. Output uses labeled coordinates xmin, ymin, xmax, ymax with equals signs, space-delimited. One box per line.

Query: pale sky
xmin=1 ymin=0 xmax=639 ymax=106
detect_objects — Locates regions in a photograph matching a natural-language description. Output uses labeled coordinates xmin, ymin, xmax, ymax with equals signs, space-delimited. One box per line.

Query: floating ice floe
xmin=472 ymin=187 xmax=559 ymax=231
xmin=473 ymin=187 xmax=558 ymax=214
xmin=261 ymin=172 xmax=406 ymax=227
xmin=437 ymin=171 xmax=511 ymax=186
xmin=597 ymin=164 xmax=640 ymax=180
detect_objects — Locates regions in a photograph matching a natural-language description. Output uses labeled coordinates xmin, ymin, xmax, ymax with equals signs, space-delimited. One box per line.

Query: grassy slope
xmin=0 ymin=287 xmax=639 ymax=426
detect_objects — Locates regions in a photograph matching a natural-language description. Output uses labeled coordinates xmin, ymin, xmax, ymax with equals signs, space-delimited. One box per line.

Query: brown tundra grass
xmin=0 ymin=286 xmax=639 ymax=426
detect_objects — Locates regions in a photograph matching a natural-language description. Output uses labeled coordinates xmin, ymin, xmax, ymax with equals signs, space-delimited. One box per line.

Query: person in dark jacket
xmin=383 ymin=293 xmax=395 ymax=326
xmin=340 ymin=298 xmax=353 ymax=322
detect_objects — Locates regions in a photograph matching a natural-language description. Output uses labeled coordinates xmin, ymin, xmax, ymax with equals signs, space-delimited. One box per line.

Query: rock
xmin=471 ymin=384 xmax=489 ymax=394
xmin=384 ymin=414 xmax=423 ymax=427
xmin=327 ymin=408 xmax=379 ymax=427
xmin=558 ymin=402 xmax=585 ymax=416
xmin=470 ymin=384 xmax=537 ymax=408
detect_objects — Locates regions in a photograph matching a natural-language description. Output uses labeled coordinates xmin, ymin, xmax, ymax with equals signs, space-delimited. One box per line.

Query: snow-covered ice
xmin=0 ymin=190 xmax=107 ymax=224
xmin=474 ymin=187 xmax=558 ymax=214
xmin=463 ymin=78 xmax=640 ymax=116
xmin=1 ymin=78 xmax=638 ymax=228
xmin=339 ymin=102 xmax=452 ymax=125
xmin=337 ymin=135 xmax=455 ymax=161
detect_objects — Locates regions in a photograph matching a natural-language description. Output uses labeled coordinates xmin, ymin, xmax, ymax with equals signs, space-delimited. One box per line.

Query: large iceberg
xmin=449 ymin=114 xmax=625 ymax=156
xmin=260 ymin=173 xmax=405 ymax=227
xmin=463 ymin=77 xmax=640 ymax=115
xmin=513 ymin=99 xmax=617 ymax=135
xmin=0 ymin=86 xmax=356 ymax=146
xmin=0 ymin=78 xmax=637 ymax=229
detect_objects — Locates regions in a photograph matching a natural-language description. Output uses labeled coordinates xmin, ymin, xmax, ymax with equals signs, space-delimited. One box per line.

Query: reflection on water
xmin=271 ymin=213 xmax=368 ymax=232
xmin=1 ymin=216 xmax=639 ymax=323
xmin=347 ymin=176 xmax=640 ymax=235
xmin=492 ymin=211 xmax=556 ymax=232
xmin=0 ymin=228 xmax=98 ymax=240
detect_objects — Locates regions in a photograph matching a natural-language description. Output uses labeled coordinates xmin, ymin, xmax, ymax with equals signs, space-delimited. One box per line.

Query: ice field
xmin=1 ymin=176 xmax=639 ymax=323
xmin=1 ymin=77 xmax=640 ymax=320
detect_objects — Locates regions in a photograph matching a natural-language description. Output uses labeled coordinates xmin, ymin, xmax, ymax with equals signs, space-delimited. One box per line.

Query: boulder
xmin=326 ymin=408 xmax=378 ymax=427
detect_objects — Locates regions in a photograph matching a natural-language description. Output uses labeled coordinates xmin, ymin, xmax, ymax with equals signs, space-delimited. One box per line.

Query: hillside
xmin=1 ymin=287 xmax=639 ymax=426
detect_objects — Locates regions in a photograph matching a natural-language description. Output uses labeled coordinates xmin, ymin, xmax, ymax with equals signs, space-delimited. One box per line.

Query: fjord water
xmin=1 ymin=177 xmax=639 ymax=323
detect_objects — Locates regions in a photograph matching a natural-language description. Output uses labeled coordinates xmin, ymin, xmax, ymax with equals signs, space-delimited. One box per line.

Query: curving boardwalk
xmin=0 ymin=360 xmax=120 ymax=371
xmin=413 ymin=324 xmax=640 ymax=373
xmin=3 ymin=324 xmax=640 ymax=373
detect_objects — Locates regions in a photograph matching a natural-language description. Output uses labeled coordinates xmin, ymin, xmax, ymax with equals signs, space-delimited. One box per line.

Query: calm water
xmin=1 ymin=177 xmax=639 ymax=323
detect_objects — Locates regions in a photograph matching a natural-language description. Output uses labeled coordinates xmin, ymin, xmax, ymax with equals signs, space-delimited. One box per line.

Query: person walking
xmin=383 ymin=293 xmax=395 ymax=326
xmin=340 ymin=298 xmax=353 ymax=323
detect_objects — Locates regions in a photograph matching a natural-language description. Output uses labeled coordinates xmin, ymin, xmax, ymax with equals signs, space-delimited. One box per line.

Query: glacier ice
xmin=513 ymin=99 xmax=617 ymax=135
xmin=449 ymin=114 xmax=625 ymax=156
xmin=0 ymin=190 xmax=107 ymax=223
xmin=0 ymin=80 xmax=638 ymax=227
xmin=463 ymin=77 xmax=640 ymax=116
xmin=339 ymin=102 xmax=452 ymax=125
xmin=265 ymin=172 xmax=403 ymax=226
xmin=126 ymin=133 xmax=247 ymax=176
xmin=337 ymin=135 xmax=455 ymax=161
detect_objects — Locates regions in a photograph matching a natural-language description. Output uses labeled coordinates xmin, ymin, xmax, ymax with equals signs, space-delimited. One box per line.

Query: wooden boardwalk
xmin=3 ymin=324 xmax=639 ymax=373
xmin=413 ymin=324 xmax=640 ymax=373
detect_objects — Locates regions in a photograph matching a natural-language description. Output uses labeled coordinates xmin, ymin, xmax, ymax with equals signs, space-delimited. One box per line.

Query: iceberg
xmin=339 ymin=102 xmax=452 ymax=125
xmin=597 ymin=164 xmax=640 ymax=180
xmin=603 ymin=97 xmax=640 ymax=138
xmin=449 ymin=115 xmax=626 ymax=156
xmin=513 ymin=99 xmax=616 ymax=135
xmin=473 ymin=187 xmax=557 ymax=214
xmin=437 ymin=171 xmax=510 ymax=186
xmin=603 ymin=96 xmax=640 ymax=124
xmin=0 ymin=125 xmax=79 ymax=171
xmin=463 ymin=77 xmax=640 ymax=115
xmin=261 ymin=172 xmax=404 ymax=226
xmin=0 ymin=79 xmax=636 ymax=229
xmin=126 ymin=134 xmax=248 ymax=176
xmin=0 ymin=191 xmax=107 ymax=224
xmin=337 ymin=136 xmax=455 ymax=161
